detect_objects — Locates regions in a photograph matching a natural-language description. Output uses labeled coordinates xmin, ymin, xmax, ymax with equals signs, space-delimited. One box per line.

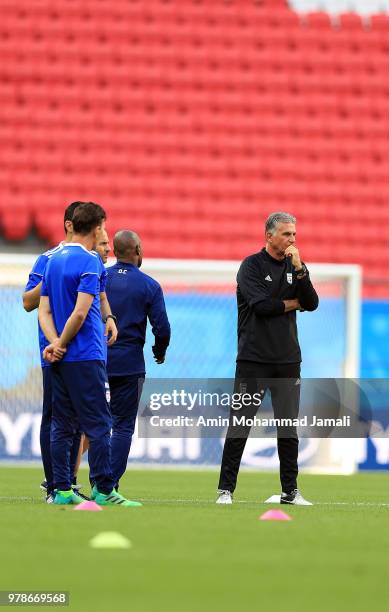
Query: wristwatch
xmin=295 ymin=265 xmax=307 ymax=279
xmin=104 ymin=314 xmax=118 ymax=324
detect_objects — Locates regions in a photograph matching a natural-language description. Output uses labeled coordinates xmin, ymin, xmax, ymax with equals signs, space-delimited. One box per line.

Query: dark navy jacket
xmin=106 ymin=261 xmax=171 ymax=377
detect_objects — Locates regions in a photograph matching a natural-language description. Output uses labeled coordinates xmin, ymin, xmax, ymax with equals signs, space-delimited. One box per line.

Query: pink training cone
xmin=74 ymin=501 xmax=103 ymax=512
xmin=259 ymin=510 xmax=292 ymax=521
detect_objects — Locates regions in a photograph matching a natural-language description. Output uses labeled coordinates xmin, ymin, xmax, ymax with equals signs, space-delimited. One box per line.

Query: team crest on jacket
xmin=286 ymin=273 xmax=293 ymax=284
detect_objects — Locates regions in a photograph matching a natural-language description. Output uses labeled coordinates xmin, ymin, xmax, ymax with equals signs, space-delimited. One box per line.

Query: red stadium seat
xmin=306 ymin=12 xmax=333 ymax=30
xmin=339 ymin=13 xmax=365 ymax=31
xmin=371 ymin=14 xmax=389 ymax=31
xmin=1 ymin=205 xmax=31 ymax=240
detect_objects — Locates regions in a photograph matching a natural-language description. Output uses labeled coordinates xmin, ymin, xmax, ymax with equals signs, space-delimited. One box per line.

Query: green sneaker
xmin=53 ymin=489 xmax=83 ymax=505
xmin=93 ymin=489 xmax=142 ymax=507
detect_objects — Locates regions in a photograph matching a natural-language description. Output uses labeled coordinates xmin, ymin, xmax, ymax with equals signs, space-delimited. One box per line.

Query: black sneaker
xmin=40 ymin=479 xmax=48 ymax=492
xmin=45 ymin=493 xmax=55 ymax=504
xmin=280 ymin=489 xmax=312 ymax=506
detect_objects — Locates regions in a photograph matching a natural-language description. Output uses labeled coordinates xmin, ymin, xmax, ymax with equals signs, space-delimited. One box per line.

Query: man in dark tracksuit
xmin=106 ymin=230 xmax=171 ymax=491
xmin=217 ymin=212 xmax=319 ymax=506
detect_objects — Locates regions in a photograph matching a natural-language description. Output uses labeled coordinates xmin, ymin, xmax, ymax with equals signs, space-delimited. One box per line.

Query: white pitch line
xmin=0 ymin=496 xmax=35 ymax=501
xmin=317 ymin=501 xmax=389 ymax=507
xmin=2 ymin=497 xmax=389 ymax=508
xmin=137 ymin=498 xmax=389 ymax=507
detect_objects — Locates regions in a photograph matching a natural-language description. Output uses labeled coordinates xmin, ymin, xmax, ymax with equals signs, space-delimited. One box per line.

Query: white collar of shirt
xmin=64 ymin=243 xmax=96 ymax=255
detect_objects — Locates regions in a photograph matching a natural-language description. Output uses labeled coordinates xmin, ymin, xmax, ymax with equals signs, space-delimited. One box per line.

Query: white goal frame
xmin=139 ymin=258 xmax=362 ymax=378
xmin=0 ymin=255 xmax=362 ymax=377
xmin=0 ymin=254 xmax=362 ymax=474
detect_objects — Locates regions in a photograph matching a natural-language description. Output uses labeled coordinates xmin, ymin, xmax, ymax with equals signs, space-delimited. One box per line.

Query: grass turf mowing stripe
xmin=2 ymin=468 xmax=389 ymax=612
xmin=3 ymin=497 xmax=389 ymax=507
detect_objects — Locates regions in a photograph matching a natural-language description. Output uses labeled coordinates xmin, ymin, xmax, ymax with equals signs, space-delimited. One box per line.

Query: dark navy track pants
xmin=50 ymin=360 xmax=114 ymax=494
xmin=109 ymin=375 xmax=144 ymax=489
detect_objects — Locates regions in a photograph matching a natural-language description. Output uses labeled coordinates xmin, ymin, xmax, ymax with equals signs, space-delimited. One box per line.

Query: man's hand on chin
xmin=284 ymin=245 xmax=302 ymax=270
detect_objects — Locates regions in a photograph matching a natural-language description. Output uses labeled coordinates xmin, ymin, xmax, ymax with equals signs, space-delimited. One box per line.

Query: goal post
xmin=138 ymin=259 xmax=362 ymax=476
xmin=0 ymin=254 xmax=362 ymax=473
xmin=140 ymin=258 xmax=362 ymax=379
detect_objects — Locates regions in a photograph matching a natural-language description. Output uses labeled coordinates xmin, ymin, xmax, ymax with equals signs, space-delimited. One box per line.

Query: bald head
xmin=113 ymin=230 xmax=143 ymax=267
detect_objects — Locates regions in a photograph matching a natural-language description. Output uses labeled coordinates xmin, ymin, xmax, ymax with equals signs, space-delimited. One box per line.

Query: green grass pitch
xmin=1 ymin=467 xmax=389 ymax=612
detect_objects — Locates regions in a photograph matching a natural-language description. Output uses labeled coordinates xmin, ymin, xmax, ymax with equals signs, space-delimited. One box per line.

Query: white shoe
xmin=216 ymin=490 xmax=233 ymax=504
xmin=280 ymin=489 xmax=312 ymax=506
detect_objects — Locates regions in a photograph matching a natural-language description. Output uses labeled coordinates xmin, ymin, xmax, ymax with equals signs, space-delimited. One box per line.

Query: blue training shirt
xmin=91 ymin=251 xmax=108 ymax=363
xmin=41 ymin=243 xmax=106 ymax=362
xmin=106 ymin=262 xmax=171 ymax=376
xmin=24 ymin=243 xmax=64 ymax=368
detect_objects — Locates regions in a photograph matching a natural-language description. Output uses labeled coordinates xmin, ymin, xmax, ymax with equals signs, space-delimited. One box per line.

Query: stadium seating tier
xmin=1 ymin=0 xmax=388 ymax=295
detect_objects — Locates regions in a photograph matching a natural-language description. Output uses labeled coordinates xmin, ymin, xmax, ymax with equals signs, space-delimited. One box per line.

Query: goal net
xmin=0 ymin=254 xmax=361 ymax=473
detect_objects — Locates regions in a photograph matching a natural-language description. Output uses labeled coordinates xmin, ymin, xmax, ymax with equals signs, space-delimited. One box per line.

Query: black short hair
xmin=71 ymin=202 xmax=106 ymax=235
xmin=63 ymin=201 xmax=106 ymax=233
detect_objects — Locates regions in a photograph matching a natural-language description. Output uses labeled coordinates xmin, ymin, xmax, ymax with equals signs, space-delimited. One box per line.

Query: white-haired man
xmin=217 ymin=212 xmax=319 ymax=506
